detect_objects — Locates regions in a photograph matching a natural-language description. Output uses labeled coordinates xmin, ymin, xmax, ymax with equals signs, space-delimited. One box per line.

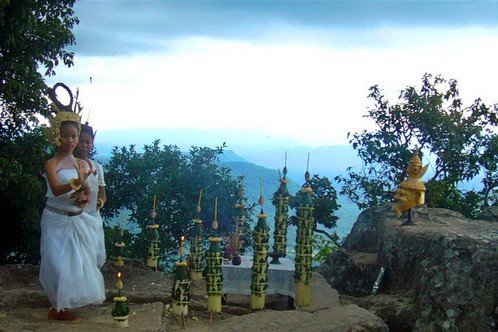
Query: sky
xmin=47 ymin=1 xmax=498 ymax=148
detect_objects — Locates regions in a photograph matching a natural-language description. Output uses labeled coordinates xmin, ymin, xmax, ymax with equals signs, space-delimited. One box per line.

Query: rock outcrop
xmin=320 ymin=203 xmax=498 ymax=331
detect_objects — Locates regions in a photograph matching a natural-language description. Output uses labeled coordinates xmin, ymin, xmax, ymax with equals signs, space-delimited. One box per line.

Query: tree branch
xmin=314 ymin=228 xmax=341 ymax=247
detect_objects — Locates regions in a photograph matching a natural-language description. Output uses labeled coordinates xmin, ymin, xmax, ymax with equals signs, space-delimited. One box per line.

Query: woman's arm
xmin=97 ymin=162 xmax=107 ymax=208
xmin=98 ymin=186 xmax=107 ymax=204
xmin=44 ymin=159 xmax=90 ymax=197
xmin=44 ymin=159 xmax=74 ymax=197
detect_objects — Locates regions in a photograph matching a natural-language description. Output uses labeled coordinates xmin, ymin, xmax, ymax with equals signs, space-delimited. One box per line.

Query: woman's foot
xmin=47 ymin=308 xmax=77 ymax=321
xmin=47 ymin=308 xmax=57 ymax=320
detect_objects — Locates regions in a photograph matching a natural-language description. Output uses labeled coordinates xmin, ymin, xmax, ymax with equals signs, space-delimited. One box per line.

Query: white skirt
xmin=39 ymin=208 xmax=106 ymax=311
xmin=86 ymin=210 xmax=107 ymax=269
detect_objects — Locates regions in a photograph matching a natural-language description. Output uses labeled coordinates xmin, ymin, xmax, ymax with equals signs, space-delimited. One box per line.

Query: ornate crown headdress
xmin=409 ymin=149 xmax=422 ymax=165
xmin=43 ymin=83 xmax=82 ymax=146
xmin=81 ymin=121 xmax=97 ymax=140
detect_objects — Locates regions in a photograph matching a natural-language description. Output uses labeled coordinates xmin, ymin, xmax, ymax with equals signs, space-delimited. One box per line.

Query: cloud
xmin=47 ymin=23 xmax=498 ymax=148
xmin=71 ymin=1 xmax=498 ymax=56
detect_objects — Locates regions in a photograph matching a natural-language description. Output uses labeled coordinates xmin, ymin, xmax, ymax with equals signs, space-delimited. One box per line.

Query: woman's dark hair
xmin=60 ymin=121 xmax=80 ymax=132
xmin=81 ymin=122 xmax=95 ymax=139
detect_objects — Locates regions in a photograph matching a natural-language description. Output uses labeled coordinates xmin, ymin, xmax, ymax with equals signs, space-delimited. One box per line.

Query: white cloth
xmin=222 ymin=255 xmax=295 ymax=297
xmin=82 ymin=160 xmax=106 ymax=268
xmin=40 ymin=169 xmax=106 ymax=311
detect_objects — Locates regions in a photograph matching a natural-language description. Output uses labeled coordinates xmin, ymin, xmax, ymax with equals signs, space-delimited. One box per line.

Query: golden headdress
xmin=43 ymin=83 xmax=82 ymax=146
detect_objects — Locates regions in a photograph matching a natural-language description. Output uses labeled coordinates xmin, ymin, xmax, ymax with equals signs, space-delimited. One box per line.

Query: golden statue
xmin=394 ymin=150 xmax=428 ymax=220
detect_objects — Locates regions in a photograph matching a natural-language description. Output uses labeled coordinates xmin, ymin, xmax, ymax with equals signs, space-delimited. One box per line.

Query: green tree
xmin=0 ymin=129 xmax=53 ymax=263
xmin=0 ymin=0 xmax=79 ymax=263
xmin=285 ymin=174 xmax=341 ymax=246
xmin=0 ymin=0 xmax=79 ymax=138
xmin=336 ymin=74 xmax=498 ymax=218
xmin=101 ymin=140 xmax=240 ymax=270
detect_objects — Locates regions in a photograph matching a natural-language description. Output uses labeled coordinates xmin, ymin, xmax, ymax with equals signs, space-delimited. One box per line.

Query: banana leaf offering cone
xmin=113 ymin=272 xmax=130 ymax=328
xmin=146 ymin=224 xmax=160 ymax=270
xmin=172 ymin=261 xmax=190 ymax=316
xmin=272 ymin=165 xmax=290 ymax=257
xmin=189 ymin=218 xmax=205 ymax=281
xmin=294 ymin=169 xmax=314 ymax=307
xmin=205 ymin=237 xmax=223 ymax=313
xmin=250 ymin=194 xmax=270 ymax=310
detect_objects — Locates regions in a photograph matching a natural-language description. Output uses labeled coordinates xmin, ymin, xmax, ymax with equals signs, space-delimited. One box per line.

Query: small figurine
xmin=394 ymin=150 xmax=428 ymax=225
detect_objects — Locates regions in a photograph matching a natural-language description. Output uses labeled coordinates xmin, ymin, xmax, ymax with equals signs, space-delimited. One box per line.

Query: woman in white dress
xmin=75 ymin=122 xmax=107 ymax=268
xmin=40 ymin=98 xmax=105 ymax=321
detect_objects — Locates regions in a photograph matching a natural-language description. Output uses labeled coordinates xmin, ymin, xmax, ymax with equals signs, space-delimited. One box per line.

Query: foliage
xmin=101 ymin=140 xmax=240 ymax=270
xmin=336 ymin=74 xmax=498 ymax=217
xmin=0 ymin=0 xmax=79 ymax=139
xmin=0 ymin=129 xmax=53 ymax=263
xmin=0 ymin=0 xmax=78 ymax=262
xmin=285 ymin=174 xmax=341 ymax=246
xmin=313 ymin=234 xmax=338 ymax=264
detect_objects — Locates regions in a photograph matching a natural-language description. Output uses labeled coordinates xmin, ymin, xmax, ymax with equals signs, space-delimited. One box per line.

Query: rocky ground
xmin=320 ymin=203 xmax=498 ymax=331
xmin=0 ymin=262 xmax=387 ymax=331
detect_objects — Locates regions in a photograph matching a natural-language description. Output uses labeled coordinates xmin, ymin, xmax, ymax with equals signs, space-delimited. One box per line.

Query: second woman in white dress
xmin=75 ymin=122 xmax=107 ymax=268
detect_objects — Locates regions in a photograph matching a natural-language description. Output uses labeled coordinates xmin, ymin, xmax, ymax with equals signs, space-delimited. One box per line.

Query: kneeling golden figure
xmin=394 ymin=150 xmax=428 ymax=219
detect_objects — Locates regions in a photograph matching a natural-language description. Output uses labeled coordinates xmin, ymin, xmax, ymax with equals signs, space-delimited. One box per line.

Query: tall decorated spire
xmin=189 ymin=189 xmax=205 ymax=281
xmin=234 ymin=177 xmax=246 ymax=249
xmin=146 ymin=195 xmax=160 ymax=270
xmin=205 ymin=197 xmax=223 ymax=321
xmin=294 ymin=154 xmax=314 ymax=307
xmin=271 ymin=152 xmax=290 ymax=262
xmin=250 ymin=177 xmax=270 ymax=310
xmin=114 ymin=215 xmax=126 ymax=267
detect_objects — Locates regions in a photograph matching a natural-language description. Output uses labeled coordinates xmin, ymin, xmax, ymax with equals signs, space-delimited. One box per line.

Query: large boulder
xmin=343 ymin=203 xmax=393 ymax=253
xmin=320 ymin=203 xmax=498 ymax=331
xmin=318 ymin=249 xmax=379 ymax=297
xmin=478 ymin=205 xmax=498 ymax=223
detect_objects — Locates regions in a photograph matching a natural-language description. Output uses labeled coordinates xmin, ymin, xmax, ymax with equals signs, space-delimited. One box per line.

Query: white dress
xmin=39 ymin=168 xmax=106 ymax=311
xmin=83 ymin=160 xmax=107 ymax=268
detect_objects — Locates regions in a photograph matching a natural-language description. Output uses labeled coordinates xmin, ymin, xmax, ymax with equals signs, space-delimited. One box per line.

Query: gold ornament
xmin=69 ymin=178 xmax=81 ymax=191
xmin=394 ymin=150 xmax=429 ymax=217
xmin=43 ymin=83 xmax=82 ymax=146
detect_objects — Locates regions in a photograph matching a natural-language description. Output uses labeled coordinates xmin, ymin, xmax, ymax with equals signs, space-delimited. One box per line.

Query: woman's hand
xmin=73 ymin=161 xmax=93 ymax=189
xmin=71 ymin=191 xmax=89 ymax=208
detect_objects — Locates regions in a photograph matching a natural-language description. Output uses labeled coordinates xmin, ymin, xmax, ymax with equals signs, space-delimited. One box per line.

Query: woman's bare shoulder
xmin=44 ymin=157 xmax=58 ymax=170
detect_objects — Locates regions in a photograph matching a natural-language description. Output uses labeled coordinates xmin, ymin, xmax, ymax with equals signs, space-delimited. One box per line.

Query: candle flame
xmin=117 ymin=272 xmax=121 ymax=278
xmin=180 ymin=235 xmax=185 ymax=241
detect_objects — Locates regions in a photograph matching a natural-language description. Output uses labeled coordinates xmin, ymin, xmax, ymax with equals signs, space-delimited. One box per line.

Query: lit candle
xmin=179 ymin=235 xmax=185 ymax=259
xmin=153 ymin=194 xmax=157 ymax=211
xmin=306 ymin=153 xmax=310 ymax=172
xmin=116 ymin=272 xmax=123 ymax=290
